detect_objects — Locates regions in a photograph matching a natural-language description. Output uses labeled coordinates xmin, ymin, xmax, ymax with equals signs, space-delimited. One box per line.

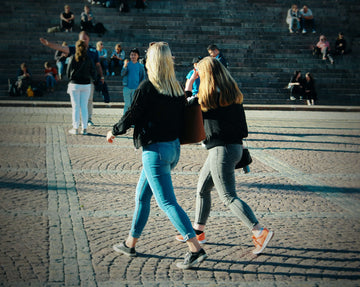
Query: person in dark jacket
xmin=106 ymin=42 xmax=207 ymax=270
xmin=207 ymin=44 xmax=228 ymax=68
xmin=288 ymin=70 xmax=305 ymax=100
xmin=16 ymin=62 xmax=32 ymax=97
xmin=335 ymin=32 xmax=347 ymax=55
xmin=176 ymin=56 xmax=274 ymax=255
xmin=60 ymin=5 xmax=75 ymax=32
xmin=67 ymin=40 xmax=95 ymax=135
xmin=304 ymin=72 xmax=317 ymax=105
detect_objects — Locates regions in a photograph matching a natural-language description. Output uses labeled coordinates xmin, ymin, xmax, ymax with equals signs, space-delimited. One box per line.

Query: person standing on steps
xmin=121 ymin=48 xmax=146 ymax=114
xmin=107 ymin=42 xmax=207 ymax=270
xmin=175 ymin=57 xmax=274 ymax=255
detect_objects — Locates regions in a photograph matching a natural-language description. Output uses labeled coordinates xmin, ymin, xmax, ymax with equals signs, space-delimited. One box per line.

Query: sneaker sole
xmin=113 ymin=245 xmax=136 ymax=257
xmin=253 ymin=231 xmax=274 ymax=255
xmin=176 ymin=253 xmax=208 ymax=269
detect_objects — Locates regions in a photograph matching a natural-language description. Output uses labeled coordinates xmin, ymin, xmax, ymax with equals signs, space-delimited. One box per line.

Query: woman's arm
xmin=185 ymin=69 xmax=198 ymax=92
xmin=110 ymin=85 xmax=147 ymax=136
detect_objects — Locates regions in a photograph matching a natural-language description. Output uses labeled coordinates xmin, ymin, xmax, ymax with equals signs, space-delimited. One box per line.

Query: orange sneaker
xmin=252 ymin=228 xmax=274 ymax=255
xmin=176 ymin=232 xmax=206 ymax=244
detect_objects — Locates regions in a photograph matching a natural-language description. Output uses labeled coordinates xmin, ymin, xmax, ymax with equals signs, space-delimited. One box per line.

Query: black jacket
xmin=112 ymin=80 xmax=186 ymax=149
xmin=67 ymin=55 xmax=95 ymax=84
xmin=191 ymin=91 xmax=247 ymax=149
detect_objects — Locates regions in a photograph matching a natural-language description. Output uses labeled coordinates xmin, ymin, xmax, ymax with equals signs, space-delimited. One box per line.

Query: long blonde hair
xmin=197 ymin=56 xmax=243 ymax=111
xmin=145 ymin=42 xmax=183 ymax=97
xmin=75 ymin=40 xmax=87 ymax=62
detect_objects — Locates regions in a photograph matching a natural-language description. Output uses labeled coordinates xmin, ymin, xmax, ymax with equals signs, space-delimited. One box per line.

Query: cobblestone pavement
xmin=0 ymin=107 xmax=359 ymax=287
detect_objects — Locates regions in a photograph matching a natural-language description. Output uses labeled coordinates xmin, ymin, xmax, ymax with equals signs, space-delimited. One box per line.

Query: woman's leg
xmin=194 ymin=155 xmax=214 ymax=228
xmin=321 ymin=47 xmax=328 ymax=59
xmin=79 ymin=84 xmax=90 ymax=129
xmin=68 ymin=84 xmax=81 ymax=129
xmin=50 ymin=75 xmax=56 ymax=88
xmin=209 ymin=145 xmax=259 ymax=230
xmin=129 ymin=169 xmax=153 ymax=239
xmin=46 ymin=76 xmax=51 ymax=89
xmin=56 ymin=62 xmax=64 ymax=78
xmin=142 ymin=141 xmax=197 ymax=244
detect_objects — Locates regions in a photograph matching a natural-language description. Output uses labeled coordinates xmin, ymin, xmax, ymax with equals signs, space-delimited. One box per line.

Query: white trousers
xmin=68 ymin=83 xmax=91 ymax=129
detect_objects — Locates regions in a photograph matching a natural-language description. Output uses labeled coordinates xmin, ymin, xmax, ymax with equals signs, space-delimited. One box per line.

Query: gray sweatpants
xmin=195 ymin=144 xmax=258 ymax=230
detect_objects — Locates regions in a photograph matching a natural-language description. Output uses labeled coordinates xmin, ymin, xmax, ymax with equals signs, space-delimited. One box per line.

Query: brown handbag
xmin=180 ymin=103 xmax=206 ymax=145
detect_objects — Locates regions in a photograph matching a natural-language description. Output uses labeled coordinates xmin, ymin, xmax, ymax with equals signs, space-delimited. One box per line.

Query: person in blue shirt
xmin=121 ymin=48 xmax=146 ymax=113
xmin=185 ymin=56 xmax=202 ymax=97
xmin=110 ymin=44 xmax=125 ymax=76
xmin=96 ymin=41 xmax=109 ymax=76
xmin=207 ymin=44 xmax=228 ymax=68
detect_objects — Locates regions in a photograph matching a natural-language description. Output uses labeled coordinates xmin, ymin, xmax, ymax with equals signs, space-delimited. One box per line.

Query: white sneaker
xmin=302 ymin=29 xmax=307 ymax=34
xmin=69 ymin=128 xmax=78 ymax=135
xmin=81 ymin=129 xmax=87 ymax=135
xmin=88 ymin=120 xmax=94 ymax=126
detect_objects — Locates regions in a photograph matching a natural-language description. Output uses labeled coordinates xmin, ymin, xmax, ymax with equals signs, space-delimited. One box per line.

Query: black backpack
xmin=94 ymin=23 xmax=106 ymax=35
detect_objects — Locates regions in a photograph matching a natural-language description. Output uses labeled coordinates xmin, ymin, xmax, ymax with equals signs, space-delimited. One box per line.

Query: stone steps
xmin=1 ymin=0 xmax=359 ymax=105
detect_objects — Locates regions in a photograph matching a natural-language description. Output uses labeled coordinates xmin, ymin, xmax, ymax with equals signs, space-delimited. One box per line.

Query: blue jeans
xmin=123 ymin=87 xmax=136 ymax=114
xmin=289 ymin=18 xmax=300 ymax=31
xmin=130 ymin=139 xmax=196 ymax=241
xmin=46 ymin=75 xmax=56 ymax=88
xmin=195 ymin=144 xmax=258 ymax=230
xmin=56 ymin=62 xmax=65 ymax=77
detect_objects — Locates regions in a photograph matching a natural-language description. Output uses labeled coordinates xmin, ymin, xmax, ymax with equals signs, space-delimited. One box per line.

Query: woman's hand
xmin=107 ymin=130 xmax=115 ymax=143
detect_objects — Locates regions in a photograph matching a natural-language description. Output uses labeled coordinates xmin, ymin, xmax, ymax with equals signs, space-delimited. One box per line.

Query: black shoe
xmin=113 ymin=241 xmax=136 ymax=257
xmin=176 ymin=248 xmax=207 ymax=269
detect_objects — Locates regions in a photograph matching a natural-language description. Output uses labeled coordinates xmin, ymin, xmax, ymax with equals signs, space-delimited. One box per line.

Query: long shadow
xmin=250 ymin=146 xmax=360 ymax=153
xmin=135 ymin=248 xmax=360 ymax=280
xmin=250 ymin=131 xmax=360 ymax=138
xmin=238 ymin=183 xmax=360 ymax=194
xmin=85 ymin=133 xmax=106 ymax=138
xmin=265 ymin=245 xmax=360 ymax=254
xmin=266 ymin=252 xmax=360 ymax=263
xmin=195 ymin=267 xmax=360 ymax=280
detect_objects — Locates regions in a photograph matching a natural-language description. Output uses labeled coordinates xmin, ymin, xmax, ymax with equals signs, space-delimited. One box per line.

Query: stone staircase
xmin=1 ymin=0 xmax=359 ymax=105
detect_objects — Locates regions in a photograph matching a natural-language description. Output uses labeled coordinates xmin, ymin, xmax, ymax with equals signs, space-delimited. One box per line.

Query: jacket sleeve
xmin=112 ymin=87 xmax=146 ymax=135
xmin=239 ymin=104 xmax=248 ymax=139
